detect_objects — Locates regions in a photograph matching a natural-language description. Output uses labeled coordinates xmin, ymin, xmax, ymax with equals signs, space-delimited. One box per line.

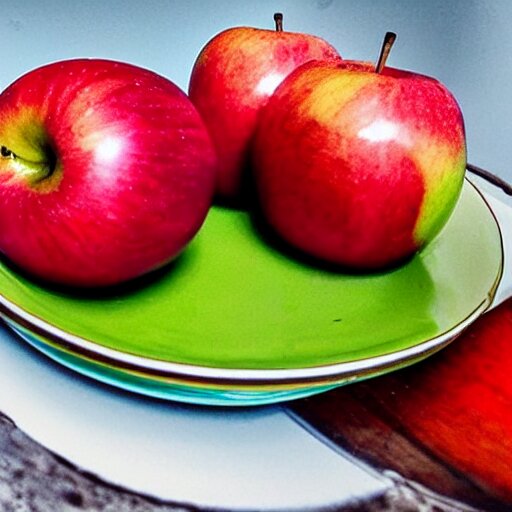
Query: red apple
xmin=188 ymin=13 xmax=341 ymax=203
xmin=0 ymin=59 xmax=216 ymax=287
xmin=252 ymin=40 xmax=466 ymax=269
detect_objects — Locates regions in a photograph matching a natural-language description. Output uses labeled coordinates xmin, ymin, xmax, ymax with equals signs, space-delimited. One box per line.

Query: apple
xmin=188 ymin=13 xmax=341 ymax=203
xmin=0 ymin=59 xmax=216 ymax=287
xmin=252 ymin=33 xmax=466 ymax=269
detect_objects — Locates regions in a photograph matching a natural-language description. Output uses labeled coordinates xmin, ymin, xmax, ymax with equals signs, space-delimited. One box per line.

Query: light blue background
xmin=1 ymin=0 xmax=510 ymax=180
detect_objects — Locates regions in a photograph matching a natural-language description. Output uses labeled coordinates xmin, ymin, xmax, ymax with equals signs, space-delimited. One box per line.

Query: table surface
xmin=0 ymin=412 xmax=456 ymax=511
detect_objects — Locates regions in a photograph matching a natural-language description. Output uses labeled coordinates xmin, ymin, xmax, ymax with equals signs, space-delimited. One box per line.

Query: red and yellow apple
xmin=0 ymin=59 xmax=216 ymax=287
xmin=188 ymin=14 xmax=341 ymax=203
xmin=253 ymin=58 xmax=467 ymax=269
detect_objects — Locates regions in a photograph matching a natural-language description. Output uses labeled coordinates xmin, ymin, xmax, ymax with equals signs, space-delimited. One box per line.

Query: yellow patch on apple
xmin=413 ymin=141 xmax=466 ymax=244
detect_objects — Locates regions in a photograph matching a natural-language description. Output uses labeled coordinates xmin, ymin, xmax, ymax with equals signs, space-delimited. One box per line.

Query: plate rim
xmin=0 ymin=178 xmax=504 ymax=387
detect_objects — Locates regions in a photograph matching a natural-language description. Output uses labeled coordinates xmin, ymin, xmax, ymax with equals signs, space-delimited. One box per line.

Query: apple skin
xmin=0 ymin=59 xmax=217 ymax=287
xmin=253 ymin=60 xmax=467 ymax=269
xmin=188 ymin=24 xmax=341 ymax=202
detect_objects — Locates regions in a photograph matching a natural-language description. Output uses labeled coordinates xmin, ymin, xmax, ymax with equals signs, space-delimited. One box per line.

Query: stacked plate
xmin=0 ymin=180 xmax=503 ymax=406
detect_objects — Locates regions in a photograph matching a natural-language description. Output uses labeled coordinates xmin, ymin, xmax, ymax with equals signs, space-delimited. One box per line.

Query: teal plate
xmin=0 ymin=179 xmax=504 ymax=405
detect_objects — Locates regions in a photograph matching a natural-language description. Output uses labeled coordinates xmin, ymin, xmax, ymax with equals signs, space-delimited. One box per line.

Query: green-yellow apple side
xmin=253 ymin=60 xmax=467 ymax=269
xmin=188 ymin=14 xmax=341 ymax=203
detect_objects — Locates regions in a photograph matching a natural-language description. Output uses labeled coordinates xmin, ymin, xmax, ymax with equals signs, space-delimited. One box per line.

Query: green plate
xmin=0 ymin=179 xmax=504 ymax=405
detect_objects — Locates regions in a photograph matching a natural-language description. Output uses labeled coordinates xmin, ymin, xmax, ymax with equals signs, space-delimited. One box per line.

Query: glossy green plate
xmin=0 ymin=179 xmax=504 ymax=405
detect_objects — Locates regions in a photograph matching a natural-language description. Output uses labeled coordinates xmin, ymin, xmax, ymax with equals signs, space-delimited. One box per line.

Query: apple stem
xmin=274 ymin=12 xmax=283 ymax=32
xmin=375 ymin=32 xmax=397 ymax=73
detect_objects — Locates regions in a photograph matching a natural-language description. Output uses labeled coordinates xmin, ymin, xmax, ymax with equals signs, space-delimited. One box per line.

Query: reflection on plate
xmin=0 ymin=180 xmax=504 ymax=406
